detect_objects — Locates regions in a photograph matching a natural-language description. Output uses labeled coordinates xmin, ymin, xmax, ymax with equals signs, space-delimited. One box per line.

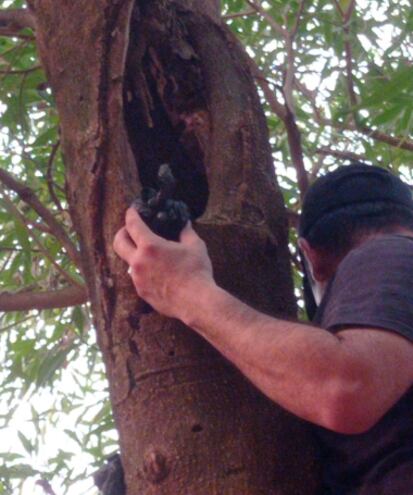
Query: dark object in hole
xmin=191 ymin=424 xmax=203 ymax=433
xmin=132 ymin=164 xmax=191 ymax=242
xmin=131 ymin=164 xmax=191 ymax=313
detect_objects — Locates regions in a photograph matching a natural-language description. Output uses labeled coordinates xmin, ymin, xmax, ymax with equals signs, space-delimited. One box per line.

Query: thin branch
xmin=295 ymin=77 xmax=413 ymax=152
xmin=0 ymin=286 xmax=88 ymax=312
xmin=224 ymin=9 xmax=256 ymax=20
xmin=342 ymin=23 xmax=358 ymax=116
xmin=323 ymin=117 xmax=413 ymax=152
xmin=294 ymin=79 xmax=324 ymax=123
xmin=315 ymin=147 xmax=367 ymax=163
xmin=0 ymin=246 xmax=42 ymax=253
xmin=0 ymin=315 xmax=35 ymax=332
xmin=245 ymin=0 xmax=288 ymax=38
xmin=0 ymin=8 xmax=36 ymax=31
xmin=245 ymin=0 xmax=309 ymax=196
xmin=283 ymin=0 xmax=306 ymax=115
xmin=46 ymin=140 xmax=64 ymax=212
xmin=283 ymin=36 xmax=296 ymax=115
xmin=0 ymin=190 xmax=82 ymax=288
xmin=0 ymin=65 xmax=41 ymax=75
xmin=247 ymin=57 xmax=286 ymax=119
xmin=358 ymin=125 xmax=413 ymax=152
xmin=333 ymin=0 xmax=356 ymax=21
xmin=0 ymin=168 xmax=81 ymax=266
xmin=291 ymin=0 xmax=307 ymax=38
xmin=0 ymin=39 xmax=28 ymax=58
xmin=246 ymin=55 xmax=308 ymax=197
xmin=0 ymin=250 xmax=13 ymax=273
xmin=335 ymin=1 xmax=362 ymax=129
xmin=27 ymin=220 xmax=52 ymax=234
xmin=284 ymin=109 xmax=309 ymax=198
xmin=0 ymin=32 xmax=34 ymax=40
xmin=310 ymin=154 xmax=326 ymax=181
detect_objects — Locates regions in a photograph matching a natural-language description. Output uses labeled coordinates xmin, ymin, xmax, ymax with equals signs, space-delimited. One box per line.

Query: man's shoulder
xmin=340 ymin=233 xmax=413 ymax=271
xmin=317 ymin=233 xmax=413 ymax=334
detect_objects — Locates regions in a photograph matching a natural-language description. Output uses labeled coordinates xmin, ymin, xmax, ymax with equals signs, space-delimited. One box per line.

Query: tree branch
xmin=245 ymin=1 xmax=309 ymax=197
xmin=291 ymin=0 xmax=307 ymax=37
xmin=0 ymin=65 xmax=41 ymax=75
xmin=315 ymin=146 xmax=367 ymax=163
xmin=0 ymin=9 xmax=36 ymax=29
xmin=284 ymin=109 xmax=309 ymax=198
xmin=0 ymin=168 xmax=81 ymax=267
xmin=333 ymin=0 xmax=359 ymax=121
xmin=223 ymin=9 xmax=256 ymax=20
xmin=245 ymin=0 xmax=288 ymax=38
xmin=0 ymin=286 xmax=88 ymax=312
xmin=247 ymin=57 xmax=286 ymax=119
xmin=358 ymin=125 xmax=413 ymax=152
xmin=0 ymin=315 xmax=35 ymax=333
xmin=333 ymin=0 xmax=357 ymax=23
xmin=0 ymin=190 xmax=82 ymax=288
xmin=283 ymin=0 xmax=306 ymax=115
xmin=247 ymin=56 xmax=308 ymax=198
xmin=0 ymin=9 xmax=36 ymax=37
xmin=46 ymin=140 xmax=64 ymax=213
xmin=295 ymin=77 xmax=413 ymax=152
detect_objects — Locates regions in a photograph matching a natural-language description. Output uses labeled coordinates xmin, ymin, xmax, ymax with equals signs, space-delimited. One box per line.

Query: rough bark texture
xmin=28 ymin=0 xmax=319 ymax=493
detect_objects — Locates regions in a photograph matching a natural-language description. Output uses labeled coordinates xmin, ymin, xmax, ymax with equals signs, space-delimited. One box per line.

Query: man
xmin=113 ymin=163 xmax=413 ymax=494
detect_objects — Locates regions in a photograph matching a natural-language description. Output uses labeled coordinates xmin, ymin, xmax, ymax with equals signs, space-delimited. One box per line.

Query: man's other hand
xmin=113 ymin=208 xmax=214 ymax=319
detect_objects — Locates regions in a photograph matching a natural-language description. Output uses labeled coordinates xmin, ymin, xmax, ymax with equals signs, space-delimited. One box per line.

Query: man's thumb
xmin=179 ymin=221 xmax=200 ymax=244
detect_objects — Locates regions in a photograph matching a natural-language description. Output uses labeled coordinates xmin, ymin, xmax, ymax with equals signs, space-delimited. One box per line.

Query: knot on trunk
xmin=142 ymin=450 xmax=170 ymax=484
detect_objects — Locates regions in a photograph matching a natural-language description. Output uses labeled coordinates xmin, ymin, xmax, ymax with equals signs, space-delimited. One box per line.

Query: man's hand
xmin=113 ymin=208 xmax=214 ymax=319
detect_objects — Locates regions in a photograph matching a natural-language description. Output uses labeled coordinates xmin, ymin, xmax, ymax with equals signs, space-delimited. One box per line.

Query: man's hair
xmin=305 ymin=200 xmax=413 ymax=256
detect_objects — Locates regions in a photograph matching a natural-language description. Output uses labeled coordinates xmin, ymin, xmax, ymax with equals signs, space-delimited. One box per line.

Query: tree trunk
xmin=28 ymin=0 xmax=319 ymax=493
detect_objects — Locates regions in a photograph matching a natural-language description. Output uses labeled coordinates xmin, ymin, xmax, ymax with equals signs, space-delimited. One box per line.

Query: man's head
xmin=298 ymin=162 xmax=413 ymax=313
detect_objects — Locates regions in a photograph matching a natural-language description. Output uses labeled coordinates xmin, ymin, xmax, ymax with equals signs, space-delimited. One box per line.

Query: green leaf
xmin=17 ymin=432 xmax=33 ymax=455
xmin=371 ymin=104 xmax=403 ymax=126
xmin=35 ymin=347 xmax=73 ymax=389
xmin=0 ymin=464 xmax=38 ymax=479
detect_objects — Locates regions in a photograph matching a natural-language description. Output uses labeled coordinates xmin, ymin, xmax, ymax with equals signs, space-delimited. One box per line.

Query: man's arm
xmin=114 ymin=209 xmax=413 ymax=434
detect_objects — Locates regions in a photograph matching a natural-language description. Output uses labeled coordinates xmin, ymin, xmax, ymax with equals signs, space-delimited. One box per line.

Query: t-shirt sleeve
xmin=319 ymin=236 xmax=413 ymax=342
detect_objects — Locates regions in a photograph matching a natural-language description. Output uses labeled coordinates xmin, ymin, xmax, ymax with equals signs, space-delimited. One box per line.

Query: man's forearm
xmin=178 ymin=278 xmax=360 ymax=430
xmin=115 ymin=203 xmax=413 ymax=435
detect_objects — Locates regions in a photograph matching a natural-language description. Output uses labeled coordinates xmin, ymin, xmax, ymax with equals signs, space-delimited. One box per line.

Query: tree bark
xmin=28 ymin=0 xmax=319 ymax=493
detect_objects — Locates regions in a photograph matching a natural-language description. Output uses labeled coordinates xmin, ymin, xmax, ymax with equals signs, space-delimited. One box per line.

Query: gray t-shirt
xmin=313 ymin=234 xmax=413 ymax=495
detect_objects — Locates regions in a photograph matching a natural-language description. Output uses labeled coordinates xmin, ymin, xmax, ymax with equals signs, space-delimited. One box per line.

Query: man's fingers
xmin=113 ymin=227 xmax=137 ymax=262
xmin=125 ymin=207 xmax=156 ymax=245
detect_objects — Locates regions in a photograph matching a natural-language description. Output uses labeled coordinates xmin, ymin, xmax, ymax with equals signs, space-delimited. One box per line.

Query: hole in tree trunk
xmin=123 ymin=2 xmax=210 ymax=220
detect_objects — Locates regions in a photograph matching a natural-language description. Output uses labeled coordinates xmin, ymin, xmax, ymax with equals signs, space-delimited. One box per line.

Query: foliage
xmin=0 ymin=0 xmax=411 ymax=493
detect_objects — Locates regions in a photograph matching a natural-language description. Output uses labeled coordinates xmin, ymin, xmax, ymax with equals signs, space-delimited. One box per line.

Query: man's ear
xmin=298 ymin=238 xmax=331 ymax=283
